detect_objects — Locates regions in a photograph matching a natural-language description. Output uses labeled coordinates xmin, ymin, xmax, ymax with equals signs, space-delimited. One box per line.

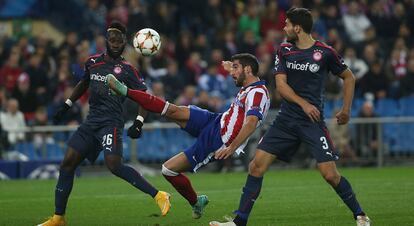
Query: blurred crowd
xmin=1 ymin=0 xmax=414 ymax=151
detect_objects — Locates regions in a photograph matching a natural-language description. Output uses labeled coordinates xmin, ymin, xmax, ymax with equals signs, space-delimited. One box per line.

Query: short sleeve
xmin=126 ymin=65 xmax=147 ymax=91
xmin=273 ymin=48 xmax=287 ymax=75
xmin=327 ymin=48 xmax=348 ymax=76
xmin=245 ymin=89 xmax=268 ymax=120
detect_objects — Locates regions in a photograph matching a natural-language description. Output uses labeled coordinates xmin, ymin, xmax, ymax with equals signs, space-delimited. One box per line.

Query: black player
xmin=210 ymin=8 xmax=370 ymax=226
xmin=38 ymin=22 xmax=170 ymax=226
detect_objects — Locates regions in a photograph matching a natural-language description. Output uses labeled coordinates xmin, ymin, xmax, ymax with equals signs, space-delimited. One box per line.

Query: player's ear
xmin=244 ymin=65 xmax=252 ymax=75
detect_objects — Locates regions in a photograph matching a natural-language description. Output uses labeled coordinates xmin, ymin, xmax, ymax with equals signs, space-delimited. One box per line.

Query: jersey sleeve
xmin=245 ymin=88 xmax=268 ymax=120
xmin=273 ymin=48 xmax=287 ymax=76
xmin=126 ymin=65 xmax=147 ymax=91
xmin=327 ymin=48 xmax=348 ymax=76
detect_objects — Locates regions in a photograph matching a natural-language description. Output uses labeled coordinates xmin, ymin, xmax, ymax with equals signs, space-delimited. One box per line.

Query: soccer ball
xmin=133 ymin=28 xmax=161 ymax=56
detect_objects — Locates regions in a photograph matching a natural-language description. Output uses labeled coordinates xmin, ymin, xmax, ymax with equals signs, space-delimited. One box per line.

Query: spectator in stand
xmin=32 ymin=106 xmax=55 ymax=157
xmin=344 ymin=47 xmax=369 ymax=81
xmin=0 ymin=98 xmax=26 ymax=148
xmin=25 ymin=54 xmax=48 ymax=106
xmin=0 ymin=46 xmax=22 ymax=93
xmin=238 ymin=2 xmax=260 ymax=41
xmin=360 ymin=61 xmax=389 ymax=99
xmin=161 ymin=60 xmax=185 ymax=101
xmin=198 ymin=64 xmax=227 ymax=97
xmin=342 ymin=1 xmax=372 ymax=45
xmin=400 ymin=58 xmax=414 ymax=97
xmin=175 ymin=85 xmax=197 ymax=106
xmin=11 ymin=73 xmax=38 ymax=122
xmin=260 ymin=1 xmax=286 ymax=37
xmin=356 ymin=101 xmax=378 ymax=157
xmin=83 ymin=0 xmax=107 ymax=38
xmin=127 ymin=0 xmax=148 ymax=39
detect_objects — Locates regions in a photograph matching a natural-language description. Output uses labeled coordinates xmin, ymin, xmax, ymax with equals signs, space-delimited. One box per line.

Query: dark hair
xmin=107 ymin=21 xmax=127 ymax=35
xmin=286 ymin=7 xmax=313 ymax=34
xmin=231 ymin=53 xmax=259 ymax=76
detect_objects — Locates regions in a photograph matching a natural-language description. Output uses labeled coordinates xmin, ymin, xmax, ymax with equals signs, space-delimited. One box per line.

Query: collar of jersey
xmin=242 ymin=80 xmax=265 ymax=90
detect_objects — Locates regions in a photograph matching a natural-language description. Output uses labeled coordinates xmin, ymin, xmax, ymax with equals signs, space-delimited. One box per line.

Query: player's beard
xmin=286 ymin=32 xmax=298 ymax=44
xmin=106 ymin=42 xmax=125 ymax=59
xmin=235 ymin=71 xmax=246 ymax=87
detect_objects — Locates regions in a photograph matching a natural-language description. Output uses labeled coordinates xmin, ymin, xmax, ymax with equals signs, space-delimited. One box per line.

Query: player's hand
xmin=335 ymin=109 xmax=350 ymax=125
xmin=215 ymin=146 xmax=235 ymax=160
xmin=222 ymin=61 xmax=233 ymax=72
xmin=53 ymin=102 xmax=71 ymax=124
xmin=127 ymin=119 xmax=143 ymax=139
xmin=301 ymin=102 xmax=320 ymax=123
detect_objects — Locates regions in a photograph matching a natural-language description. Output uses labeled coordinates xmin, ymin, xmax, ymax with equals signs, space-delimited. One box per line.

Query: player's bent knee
xmin=323 ymin=172 xmax=341 ymax=185
xmin=162 ymin=164 xmax=179 ymax=177
xmin=248 ymin=161 xmax=266 ymax=177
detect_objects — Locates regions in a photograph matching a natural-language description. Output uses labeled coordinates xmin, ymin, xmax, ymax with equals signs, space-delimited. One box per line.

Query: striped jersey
xmin=220 ymin=80 xmax=270 ymax=153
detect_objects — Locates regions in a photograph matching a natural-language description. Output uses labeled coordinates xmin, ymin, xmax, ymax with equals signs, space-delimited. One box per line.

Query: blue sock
xmin=55 ymin=169 xmax=75 ymax=215
xmin=233 ymin=174 xmax=263 ymax=226
xmin=334 ymin=176 xmax=365 ymax=219
xmin=112 ymin=164 xmax=158 ymax=197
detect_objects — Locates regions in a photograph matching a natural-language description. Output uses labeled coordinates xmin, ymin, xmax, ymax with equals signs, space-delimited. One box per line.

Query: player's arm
xmin=215 ymin=115 xmax=259 ymax=160
xmin=275 ymin=73 xmax=320 ymax=122
xmin=126 ymin=64 xmax=149 ymax=139
xmin=53 ymin=79 xmax=89 ymax=123
xmin=336 ymin=68 xmax=355 ymax=125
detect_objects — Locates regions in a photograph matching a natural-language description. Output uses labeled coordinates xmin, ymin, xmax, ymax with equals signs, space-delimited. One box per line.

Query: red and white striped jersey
xmin=220 ymin=80 xmax=270 ymax=153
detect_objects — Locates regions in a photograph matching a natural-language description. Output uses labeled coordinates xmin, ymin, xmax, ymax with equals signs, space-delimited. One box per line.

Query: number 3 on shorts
xmin=320 ymin=136 xmax=329 ymax=150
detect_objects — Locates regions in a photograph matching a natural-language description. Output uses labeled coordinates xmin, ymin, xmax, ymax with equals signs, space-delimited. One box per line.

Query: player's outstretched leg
xmin=106 ymin=74 xmax=169 ymax=114
xmin=318 ymin=162 xmax=370 ymax=226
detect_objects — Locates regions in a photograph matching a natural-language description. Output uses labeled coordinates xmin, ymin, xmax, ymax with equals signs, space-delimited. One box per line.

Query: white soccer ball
xmin=133 ymin=28 xmax=161 ymax=56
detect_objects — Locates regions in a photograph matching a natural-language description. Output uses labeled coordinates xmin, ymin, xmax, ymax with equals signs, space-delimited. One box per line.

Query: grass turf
xmin=0 ymin=166 xmax=413 ymax=226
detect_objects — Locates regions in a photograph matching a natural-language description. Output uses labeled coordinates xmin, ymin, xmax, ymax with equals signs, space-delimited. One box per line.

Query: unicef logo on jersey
xmin=309 ymin=64 xmax=320 ymax=73
xmin=286 ymin=61 xmax=320 ymax=73
xmin=90 ymin=73 xmax=107 ymax=82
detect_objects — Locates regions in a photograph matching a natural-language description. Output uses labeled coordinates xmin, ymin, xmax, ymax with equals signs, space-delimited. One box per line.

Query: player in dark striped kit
xmin=210 ymin=8 xmax=370 ymax=226
xmin=38 ymin=22 xmax=170 ymax=226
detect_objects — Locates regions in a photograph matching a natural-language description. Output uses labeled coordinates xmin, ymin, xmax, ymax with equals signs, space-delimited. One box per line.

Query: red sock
xmin=163 ymin=173 xmax=197 ymax=205
xmin=127 ymin=89 xmax=167 ymax=114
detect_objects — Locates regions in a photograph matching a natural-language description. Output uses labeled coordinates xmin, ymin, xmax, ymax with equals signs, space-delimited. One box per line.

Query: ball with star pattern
xmin=133 ymin=28 xmax=161 ymax=56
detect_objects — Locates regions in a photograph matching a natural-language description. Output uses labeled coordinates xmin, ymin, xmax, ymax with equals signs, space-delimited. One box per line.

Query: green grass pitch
xmin=1 ymin=167 xmax=413 ymax=226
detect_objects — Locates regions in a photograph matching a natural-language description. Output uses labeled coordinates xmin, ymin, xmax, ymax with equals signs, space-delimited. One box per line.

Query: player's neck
xmin=243 ymin=77 xmax=260 ymax=88
xmin=295 ymin=34 xmax=315 ymax=50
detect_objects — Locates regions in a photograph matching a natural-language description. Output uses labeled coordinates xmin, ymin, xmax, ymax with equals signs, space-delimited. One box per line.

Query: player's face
xmin=231 ymin=60 xmax=246 ymax=87
xmin=106 ymin=30 xmax=126 ymax=58
xmin=284 ymin=19 xmax=298 ymax=42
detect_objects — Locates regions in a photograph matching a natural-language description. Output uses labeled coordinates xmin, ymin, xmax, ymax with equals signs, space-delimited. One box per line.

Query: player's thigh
xmin=165 ymin=104 xmax=190 ymax=128
xmin=99 ymin=126 xmax=123 ymax=157
xmin=249 ymin=149 xmax=276 ymax=176
xmin=66 ymin=125 xmax=98 ymax=169
xmin=163 ymin=152 xmax=192 ymax=173
xmin=60 ymin=147 xmax=85 ymax=172
xmin=298 ymin=121 xmax=338 ymax=163
xmin=257 ymin=119 xmax=300 ymax=162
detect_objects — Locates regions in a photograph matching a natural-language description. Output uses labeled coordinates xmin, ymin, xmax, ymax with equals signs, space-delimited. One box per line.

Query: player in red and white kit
xmin=106 ymin=53 xmax=270 ymax=219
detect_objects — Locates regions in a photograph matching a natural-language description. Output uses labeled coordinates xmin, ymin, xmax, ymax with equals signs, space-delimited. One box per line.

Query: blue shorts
xmin=257 ymin=117 xmax=338 ymax=163
xmin=68 ymin=124 xmax=123 ymax=163
xmin=182 ymin=106 xmax=223 ymax=172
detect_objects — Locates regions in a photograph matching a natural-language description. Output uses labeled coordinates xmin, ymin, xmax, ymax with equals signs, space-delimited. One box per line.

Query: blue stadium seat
xmin=399 ymin=97 xmax=414 ymax=116
xmin=375 ymin=98 xmax=400 ymax=117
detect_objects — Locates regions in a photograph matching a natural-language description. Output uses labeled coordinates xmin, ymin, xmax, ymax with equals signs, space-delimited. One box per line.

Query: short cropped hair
xmin=231 ymin=53 xmax=259 ymax=76
xmin=107 ymin=21 xmax=127 ymax=35
xmin=286 ymin=7 xmax=313 ymax=34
